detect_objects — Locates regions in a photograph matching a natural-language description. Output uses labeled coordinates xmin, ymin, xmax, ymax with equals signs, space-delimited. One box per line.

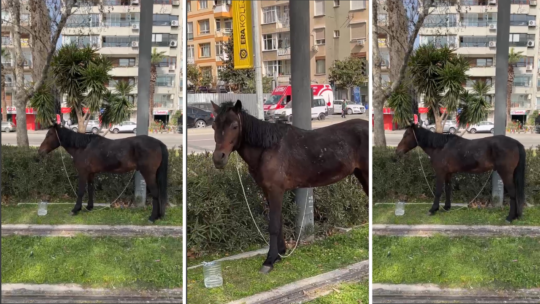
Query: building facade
xmin=187 ymin=0 xmax=369 ymax=103
xmin=61 ymin=0 xmax=183 ymax=123
xmin=418 ymin=0 xmax=540 ymax=124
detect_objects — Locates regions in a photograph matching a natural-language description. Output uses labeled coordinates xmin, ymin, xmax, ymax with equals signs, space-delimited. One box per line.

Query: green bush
xmin=187 ymin=153 xmax=368 ymax=255
xmin=1 ymin=146 xmax=182 ymax=206
xmin=373 ymin=146 xmax=540 ymax=205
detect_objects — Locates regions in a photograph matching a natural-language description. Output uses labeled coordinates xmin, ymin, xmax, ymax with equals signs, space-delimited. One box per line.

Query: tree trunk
xmin=1 ymin=64 xmax=7 ymax=122
xmin=9 ymin=0 xmax=29 ymax=146
xmin=149 ymin=64 xmax=157 ymax=125
xmin=372 ymin=0 xmax=387 ymax=146
xmin=507 ymin=64 xmax=514 ymax=125
xmin=29 ymin=0 xmax=51 ymax=84
xmin=387 ymin=0 xmax=408 ymax=84
xmin=432 ymin=106 xmax=444 ymax=133
xmin=76 ymin=108 xmax=85 ymax=133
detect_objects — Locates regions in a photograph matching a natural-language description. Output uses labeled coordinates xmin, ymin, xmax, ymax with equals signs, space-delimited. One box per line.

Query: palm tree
xmin=49 ymin=44 xmax=112 ymax=133
xmin=100 ymin=80 xmax=134 ymax=136
xmin=457 ymin=80 xmax=492 ymax=136
xmin=507 ymin=48 xmax=524 ymax=125
xmin=1 ymin=48 xmax=9 ymax=122
xmin=150 ymin=48 xmax=167 ymax=125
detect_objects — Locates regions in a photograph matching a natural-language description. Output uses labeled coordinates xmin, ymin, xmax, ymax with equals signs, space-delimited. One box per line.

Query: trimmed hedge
xmin=1 ymin=146 xmax=182 ymax=206
xmin=373 ymin=146 xmax=540 ymax=205
xmin=187 ymin=153 xmax=368 ymax=255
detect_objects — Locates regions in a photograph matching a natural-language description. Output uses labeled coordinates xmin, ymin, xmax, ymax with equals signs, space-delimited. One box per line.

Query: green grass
xmin=187 ymin=227 xmax=369 ymax=304
xmin=373 ymin=204 xmax=540 ymax=226
xmin=308 ymin=281 xmax=369 ymax=304
xmin=1 ymin=204 xmax=182 ymax=226
xmin=1 ymin=236 xmax=182 ymax=290
xmin=373 ymin=235 xmax=540 ymax=290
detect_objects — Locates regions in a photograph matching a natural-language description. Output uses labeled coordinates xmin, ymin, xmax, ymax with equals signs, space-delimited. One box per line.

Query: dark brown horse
xmin=396 ymin=124 xmax=526 ymax=223
xmin=211 ymin=100 xmax=369 ymax=273
xmin=38 ymin=124 xmax=168 ymax=222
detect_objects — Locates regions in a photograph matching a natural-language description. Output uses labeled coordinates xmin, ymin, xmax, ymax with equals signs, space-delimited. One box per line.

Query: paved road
xmin=1 ymin=131 xmax=183 ymax=149
xmin=381 ymin=130 xmax=540 ymax=149
xmin=187 ymin=114 xmax=368 ymax=154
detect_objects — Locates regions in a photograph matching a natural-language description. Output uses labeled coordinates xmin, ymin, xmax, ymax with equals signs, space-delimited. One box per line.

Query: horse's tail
xmin=157 ymin=143 xmax=169 ymax=218
xmin=514 ymin=143 xmax=526 ymax=216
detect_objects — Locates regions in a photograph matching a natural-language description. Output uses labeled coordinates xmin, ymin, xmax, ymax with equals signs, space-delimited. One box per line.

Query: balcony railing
xmin=461 ymin=21 xmax=496 ymax=27
xmin=277 ymin=17 xmax=290 ymax=29
xmin=155 ymin=101 xmax=175 ymax=108
xmin=103 ymin=21 xmax=138 ymax=27
xmin=511 ymin=102 xmax=531 ymax=108
xmin=277 ymin=47 xmax=290 ymax=56
xmin=156 ymin=81 xmax=174 ymax=87
xmin=424 ymin=21 xmax=458 ymax=28
xmin=187 ymin=58 xmax=194 ymax=64
xmin=102 ymin=42 xmax=133 ymax=47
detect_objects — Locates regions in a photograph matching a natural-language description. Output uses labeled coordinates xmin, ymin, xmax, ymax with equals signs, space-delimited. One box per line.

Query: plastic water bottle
xmin=37 ymin=201 xmax=48 ymax=216
xmin=395 ymin=201 xmax=405 ymax=216
xmin=202 ymin=261 xmax=223 ymax=288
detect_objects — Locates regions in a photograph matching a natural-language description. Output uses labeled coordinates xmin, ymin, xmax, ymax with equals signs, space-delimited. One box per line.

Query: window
xmin=278 ymin=33 xmax=290 ymax=48
xmin=510 ymin=14 xmax=535 ymax=26
xmin=187 ymin=22 xmax=193 ymax=40
xmin=461 ymin=13 xmax=496 ymax=27
xmin=263 ymin=34 xmax=276 ymax=51
xmin=215 ymin=19 xmax=221 ymax=32
xmin=215 ymin=41 xmax=224 ymax=58
xmin=511 ymin=94 xmax=530 ymax=108
xmin=513 ymin=57 xmax=534 ymax=67
xmin=199 ymin=0 xmax=207 ymax=9
xmin=263 ymin=6 xmax=277 ymax=24
xmin=66 ymin=35 xmax=101 ymax=47
xmin=513 ymin=75 xmax=532 ymax=87
xmin=334 ymin=30 xmax=340 ymax=38
xmin=466 ymin=77 xmax=492 ymax=87
xmin=187 ymin=0 xmax=191 ymax=12
xmin=153 ymin=14 xmax=178 ymax=26
xmin=156 ymin=75 xmax=175 ymax=87
xmin=224 ymin=19 xmax=232 ymax=32
xmin=264 ymin=60 xmax=291 ymax=76
xmin=187 ymin=45 xmax=194 ymax=59
xmin=151 ymin=33 xmax=177 ymax=46
xmin=110 ymin=58 xmax=136 ymax=67
xmin=314 ymin=28 xmax=325 ymax=45
xmin=314 ymin=0 xmax=325 ymax=16
xmin=333 ymin=0 xmax=340 ymax=6
xmin=469 ymin=58 xmax=494 ymax=67
xmin=316 ymin=59 xmax=325 ymax=74
xmin=509 ymin=33 xmax=534 ymax=47
xmin=67 ymin=14 xmax=100 ymax=27
xmin=200 ymin=43 xmax=211 ymax=58
xmin=199 ymin=19 xmax=210 ymax=35
xmin=350 ymin=22 xmax=366 ymax=40
xmin=351 ymin=0 xmax=366 ymax=10
xmin=378 ymin=14 xmax=387 ymax=25
xmin=424 ymin=14 xmax=457 ymax=27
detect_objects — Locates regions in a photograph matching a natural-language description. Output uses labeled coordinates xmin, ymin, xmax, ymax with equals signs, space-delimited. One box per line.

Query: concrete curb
xmin=1 ymin=284 xmax=182 ymax=303
xmin=373 ymin=224 xmax=540 ymax=237
xmin=1 ymin=224 xmax=183 ymax=237
xmin=372 ymin=284 xmax=540 ymax=303
xmin=187 ymin=247 xmax=269 ymax=270
xmin=227 ymin=260 xmax=368 ymax=304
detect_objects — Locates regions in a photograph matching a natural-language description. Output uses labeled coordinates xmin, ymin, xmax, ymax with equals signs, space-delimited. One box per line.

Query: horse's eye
xmin=233 ymin=126 xmax=238 ymax=130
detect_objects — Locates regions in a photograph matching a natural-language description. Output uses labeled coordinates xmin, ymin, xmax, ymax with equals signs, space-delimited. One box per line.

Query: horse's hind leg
xmin=86 ymin=174 xmax=95 ymax=211
xmin=72 ymin=174 xmax=87 ymax=216
xmin=141 ymin=170 xmax=160 ymax=223
xmin=499 ymin=170 xmax=518 ymax=223
xmin=354 ymin=168 xmax=369 ymax=196
xmin=277 ymin=213 xmax=286 ymax=256
xmin=443 ymin=174 xmax=452 ymax=211
xmin=261 ymin=189 xmax=284 ymax=274
xmin=429 ymin=176 xmax=444 ymax=215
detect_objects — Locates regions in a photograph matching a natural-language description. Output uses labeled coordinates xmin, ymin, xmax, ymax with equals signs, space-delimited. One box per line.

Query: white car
xmin=275 ymin=97 xmax=328 ymax=122
xmin=110 ymin=121 xmax=137 ymax=134
xmin=467 ymin=121 xmax=494 ymax=134
xmin=333 ymin=100 xmax=366 ymax=115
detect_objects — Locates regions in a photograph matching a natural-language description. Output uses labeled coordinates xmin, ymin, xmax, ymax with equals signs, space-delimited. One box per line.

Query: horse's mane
xmin=412 ymin=125 xmax=459 ymax=149
xmin=53 ymin=125 xmax=101 ymax=149
xmin=217 ymin=102 xmax=291 ymax=149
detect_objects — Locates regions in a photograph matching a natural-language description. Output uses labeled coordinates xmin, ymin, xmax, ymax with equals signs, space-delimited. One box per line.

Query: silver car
xmin=426 ymin=120 xmax=459 ymax=134
xmin=69 ymin=120 xmax=101 ymax=134
xmin=1 ymin=121 xmax=16 ymax=132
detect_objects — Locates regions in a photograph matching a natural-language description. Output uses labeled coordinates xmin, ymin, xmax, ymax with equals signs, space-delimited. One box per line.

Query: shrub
xmin=373 ymin=146 xmax=540 ymax=205
xmin=187 ymin=153 xmax=368 ymax=255
xmin=1 ymin=146 xmax=182 ymax=206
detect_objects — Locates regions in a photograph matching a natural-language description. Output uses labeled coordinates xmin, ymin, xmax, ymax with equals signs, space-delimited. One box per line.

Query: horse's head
xmin=38 ymin=124 xmax=62 ymax=157
xmin=396 ymin=123 xmax=418 ymax=157
xmin=211 ymin=100 xmax=243 ymax=169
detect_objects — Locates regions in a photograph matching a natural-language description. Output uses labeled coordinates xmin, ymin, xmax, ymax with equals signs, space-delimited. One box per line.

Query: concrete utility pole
xmin=251 ymin=0 xmax=264 ymax=120
xmin=134 ymin=0 xmax=153 ymax=207
xmin=492 ymin=1 xmax=511 ymax=207
xmin=290 ymin=0 xmax=314 ymax=241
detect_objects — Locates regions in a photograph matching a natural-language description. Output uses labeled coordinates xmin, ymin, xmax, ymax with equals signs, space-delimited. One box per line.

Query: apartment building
xmin=187 ymin=0 xmax=369 ymax=103
xmin=418 ymin=0 xmax=540 ymax=124
xmin=61 ymin=0 xmax=183 ymax=123
xmin=1 ymin=8 xmax=39 ymax=129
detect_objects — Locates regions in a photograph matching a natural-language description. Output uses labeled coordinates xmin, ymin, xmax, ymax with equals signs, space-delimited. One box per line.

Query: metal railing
xmin=103 ymin=21 xmax=138 ymax=27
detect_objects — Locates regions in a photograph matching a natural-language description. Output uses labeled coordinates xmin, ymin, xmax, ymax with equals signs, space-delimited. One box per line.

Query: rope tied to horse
xmin=234 ymin=152 xmax=307 ymax=259
xmin=411 ymin=127 xmax=492 ymax=211
xmin=54 ymin=127 xmax=136 ymax=211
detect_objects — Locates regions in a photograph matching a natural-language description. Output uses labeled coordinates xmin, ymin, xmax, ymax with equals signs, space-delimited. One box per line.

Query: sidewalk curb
xmin=373 ymin=224 xmax=540 ymax=237
xmin=1 ymin=224 xmax=183 ymax=237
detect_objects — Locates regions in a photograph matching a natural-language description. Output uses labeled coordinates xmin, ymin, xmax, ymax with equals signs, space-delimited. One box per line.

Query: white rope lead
xmin=235 ymin=153 xmax=306 ymax=258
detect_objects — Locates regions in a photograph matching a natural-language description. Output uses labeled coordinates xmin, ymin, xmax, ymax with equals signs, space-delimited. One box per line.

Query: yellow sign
xmin=232 ymin=0 xmax=253 ymax=69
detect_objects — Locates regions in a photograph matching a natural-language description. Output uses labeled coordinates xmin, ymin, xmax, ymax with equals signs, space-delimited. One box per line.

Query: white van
xmin=275 ymin=97 xmax=328 ymax=122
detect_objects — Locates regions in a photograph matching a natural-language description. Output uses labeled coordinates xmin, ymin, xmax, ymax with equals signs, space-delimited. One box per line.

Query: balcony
xmin=187 ymin=58 xmax=195 ymax=64
xmin=214 ymin=3 xmax=231 ymax=17
xmin=277 ymin=17 xmax=290 ymax=30
xmin=215 ymin=28 xmax=232 ymax=38
xmin=277 ymin=47 xmax=290 ymax=56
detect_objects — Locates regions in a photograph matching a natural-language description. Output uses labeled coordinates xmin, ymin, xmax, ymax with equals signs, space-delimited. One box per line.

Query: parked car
xmin=186 ymin=106 xmax=214 ymax=128
xmin=333 ymin=100 xmax=366 ymax=115
xmin=427 ymin=120 xmax=459 ymax=134
xmin=69 ymin=120 xmax=101 ymax=134
xmin=275 ymin=97 xmax=328 ymax=122
xmin=190 ymin=102 xmax=215 ymax=114
xmin=1 ymin=121 xmax=16 ymax=132
xmin=110 ymin=121 xmax=137 ymax=134
xmin=467 ymin=121 xmax=494 ymax=134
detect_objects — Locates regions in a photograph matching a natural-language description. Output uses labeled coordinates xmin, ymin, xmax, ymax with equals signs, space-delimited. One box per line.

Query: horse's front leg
xmin=429 ymin=176 xmax=444 ymax=215
xmin=443 ymin=174 xmax=452 ymax=211
xmin=86 ymin=174 xmax=95 ymax=211
xmin=260 ymin=189 xmax=284 ymax=274
xmin=72 ymin=174 xmax=87 ymax=216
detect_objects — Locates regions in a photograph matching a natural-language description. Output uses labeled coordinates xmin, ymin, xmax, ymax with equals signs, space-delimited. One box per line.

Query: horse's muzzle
xmin=213 ymin=151 xmax=229 ymax=169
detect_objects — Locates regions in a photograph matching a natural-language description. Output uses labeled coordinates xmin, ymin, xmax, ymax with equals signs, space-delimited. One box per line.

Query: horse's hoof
xmin=259 ymin=265 xmax=273 ymax=274
xmin=148 ymin=216 xmax=157 ymax=224
xmin=70 ymin=211 xmax=78 ymax=216
xmin=84 ymin=207 xmax=93 ymax=212
xmin=443 ymin=206 xmax=451 ymax=211
xmin=428 ymin=211 xmax=436 ymax=216
xmin=505 ymin=216 xmax=513 ymax=224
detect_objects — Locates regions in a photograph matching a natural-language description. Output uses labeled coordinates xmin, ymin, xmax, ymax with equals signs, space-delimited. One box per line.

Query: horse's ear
xmin=211 ymin=101 xmax=220 ymax=112
xmin=233 ymin=100 xmax=242 ymax=113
